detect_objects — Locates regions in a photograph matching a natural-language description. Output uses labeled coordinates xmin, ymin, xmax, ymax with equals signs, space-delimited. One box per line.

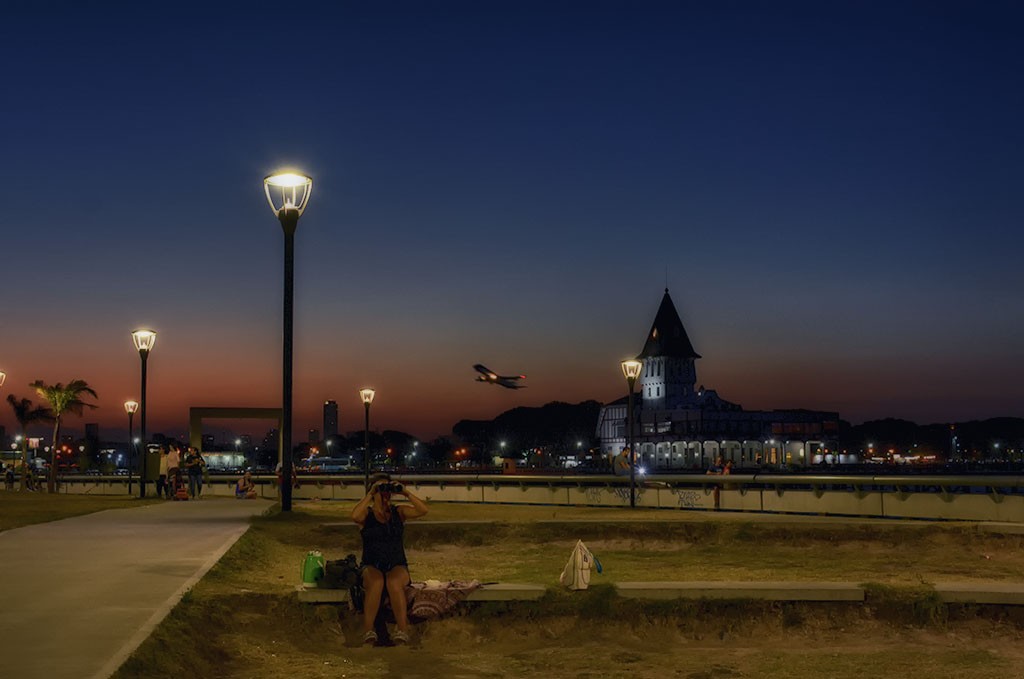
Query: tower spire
xmin=637 ymin=289 xmax=700 ymax=359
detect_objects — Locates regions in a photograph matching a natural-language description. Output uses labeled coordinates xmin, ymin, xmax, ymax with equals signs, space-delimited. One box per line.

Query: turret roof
xmin=637 ymin=289 xmax=701 ymax=359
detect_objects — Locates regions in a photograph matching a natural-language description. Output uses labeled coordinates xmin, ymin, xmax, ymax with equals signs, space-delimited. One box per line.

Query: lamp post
xmin=621 ymin=359 xmax=643 ymax=509
xmin=132 ymin=330 xmax=156 ymax=498
xmin=0 ymin=372 xmax=5 ymax=465
xmin=360 ymin=388 xmax=375 ymax=491
xmin=124 ymin=400 xmax=138 ymax=495
xmin=264 ymin=171 xmax=313 ymax=512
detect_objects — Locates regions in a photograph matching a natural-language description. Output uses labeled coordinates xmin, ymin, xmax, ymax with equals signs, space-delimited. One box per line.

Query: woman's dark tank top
xmin=360 ymin=508 xmax=407 ymax=571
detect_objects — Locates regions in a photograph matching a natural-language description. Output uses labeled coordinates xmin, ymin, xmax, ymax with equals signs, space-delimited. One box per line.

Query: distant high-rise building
xmin=239 ymin=435 xmax=252 ymax=448
xmin=202 ymin=435 xmax=216 ymax=450
xmin=308 ymin=429 xmax=320 ymax=444
xmin=84 ymin=423 xmax=100 ymax=458
xmin=323 ymin=400 xmax=338 ymax=441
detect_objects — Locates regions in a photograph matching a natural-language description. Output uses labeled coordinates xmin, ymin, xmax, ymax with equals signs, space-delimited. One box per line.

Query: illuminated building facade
xmin=597 ymin=290 xmax=841 ymax=468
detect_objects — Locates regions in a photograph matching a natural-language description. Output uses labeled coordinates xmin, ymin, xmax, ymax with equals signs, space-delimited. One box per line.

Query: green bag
xmin=301 ymin=551 xmax=325 ymax=586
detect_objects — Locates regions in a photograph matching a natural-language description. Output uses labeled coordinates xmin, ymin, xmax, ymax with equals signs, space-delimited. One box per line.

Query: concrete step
xmin=297 ymin=582 xmax=546 ymax=604
xmin=615 ymin=581 xmax=865 ymax=601
xmin=933 ymin=582 xmax=1024 ymax=605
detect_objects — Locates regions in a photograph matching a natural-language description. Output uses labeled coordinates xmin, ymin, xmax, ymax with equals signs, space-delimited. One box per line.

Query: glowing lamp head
xmin=132 ymin=329 xmax=157 ymax=354
xmin=359 ymin=388 xmax=376 ymax=405
xmin=264 ymin=171 xmax=313 ymax=216
xmin=124 ymin=401 xmax=139 ymax=415
xmin=0 ymin=371 xmax=6 ymax=388
xmin=621 ymin=359 xmax=643 ymax=381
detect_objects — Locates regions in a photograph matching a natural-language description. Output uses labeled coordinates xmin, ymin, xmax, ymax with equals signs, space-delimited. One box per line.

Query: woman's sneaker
xmin=392 ymin=630 xmax=410 ymax=645
xmin=362 ymin=630 xmax=378 ymax=645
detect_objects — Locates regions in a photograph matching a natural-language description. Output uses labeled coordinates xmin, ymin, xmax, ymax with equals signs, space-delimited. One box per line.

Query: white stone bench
xmin=933 ymin=582 xmax=1024 ymax=605
xmin=615 ymin=581 xmax=866 ymax=602
xmin=296 ymin=582 xmax=546 ymax=604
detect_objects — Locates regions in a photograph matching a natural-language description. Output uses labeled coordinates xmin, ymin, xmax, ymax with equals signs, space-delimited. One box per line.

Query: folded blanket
xmin=405 ymin=579 xmax=482 ymax=620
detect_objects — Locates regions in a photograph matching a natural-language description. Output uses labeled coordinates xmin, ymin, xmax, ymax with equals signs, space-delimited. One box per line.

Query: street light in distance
xmin=621 ymin=359 xmax=643 ymax=509
xmin=131 ymin=329 xmax=156 ymax=499
xmin=360 ymin=388 xmax=376 ymax=491
xmin=124 ymin=400 xmax=138 ymax=495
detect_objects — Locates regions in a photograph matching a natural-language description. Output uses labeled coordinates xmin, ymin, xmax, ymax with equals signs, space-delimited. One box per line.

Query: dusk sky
xmin=2 ymin=1 xmax=1022 ymax=442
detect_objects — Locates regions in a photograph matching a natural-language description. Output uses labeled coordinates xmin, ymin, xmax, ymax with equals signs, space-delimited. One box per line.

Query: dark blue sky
xmin=2 ymin=1 xmax=1022 ymax=439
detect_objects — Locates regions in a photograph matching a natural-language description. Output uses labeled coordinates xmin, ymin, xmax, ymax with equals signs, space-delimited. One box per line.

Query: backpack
xmin=322 ymin=554 xmax=365 ymax=610
xmin=559 ymin=540 xmax=602 ymax=590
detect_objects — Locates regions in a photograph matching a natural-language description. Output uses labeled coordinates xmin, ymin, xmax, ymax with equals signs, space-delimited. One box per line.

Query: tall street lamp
xmin=264 ymin=171 xmax=313 ymax=512
xmin=124 ymin=400 xmax=138 ymax=495
xmin=621 ymin=359 xmax=643 ymax=509
xmin=132 ymin=330 xmax=156 ymax=498
xmin=360 ymin=388 xmax=375 ymax=491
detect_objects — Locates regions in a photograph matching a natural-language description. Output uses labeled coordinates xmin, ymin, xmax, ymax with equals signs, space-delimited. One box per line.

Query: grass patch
xmin=113 ymin=502 xmax=1024 ymax=677
xmin=863 ymin=582 xmax=949 ymax=627
xmin=0 ymin=492 xmax=162 ymax=531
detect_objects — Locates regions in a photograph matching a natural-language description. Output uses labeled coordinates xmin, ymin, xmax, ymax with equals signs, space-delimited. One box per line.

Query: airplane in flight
xmin=474 ymin=364 xmax=527 ymax=389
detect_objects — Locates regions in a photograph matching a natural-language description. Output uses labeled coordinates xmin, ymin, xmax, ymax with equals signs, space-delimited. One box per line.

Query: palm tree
xmin=6 ymin=395 xmax=54 ymax=490
xmin=31 ymin=379 xmax=98 ymax=493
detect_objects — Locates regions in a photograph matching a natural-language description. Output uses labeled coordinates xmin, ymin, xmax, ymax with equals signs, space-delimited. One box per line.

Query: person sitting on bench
xmin=351 ymin=473 xmax=429 ymax=645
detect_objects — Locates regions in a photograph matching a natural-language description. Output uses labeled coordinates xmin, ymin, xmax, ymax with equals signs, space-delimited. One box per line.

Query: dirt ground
xmin=116 ymin=590 xmax=1024 ymax=679
xmin=112 ymin=504 xmax=1024 ymax=678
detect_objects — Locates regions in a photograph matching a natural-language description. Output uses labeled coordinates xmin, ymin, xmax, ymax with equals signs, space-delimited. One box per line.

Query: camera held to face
xmin=376 ymin=482 xmax=404 ymax=494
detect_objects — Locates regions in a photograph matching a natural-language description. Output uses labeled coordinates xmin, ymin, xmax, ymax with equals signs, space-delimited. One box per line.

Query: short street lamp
xmin=621 ymin=359 xmax=643 ymax=509
xmin=360 ymin=388 xmax=375 ymax=491
xmin=124 ymin=400 xmax=138 ymax=495
xmin=132 ymin=330 xmax=156 ymax=498
xmin=264 ymin=171 xmax=313 ymax=513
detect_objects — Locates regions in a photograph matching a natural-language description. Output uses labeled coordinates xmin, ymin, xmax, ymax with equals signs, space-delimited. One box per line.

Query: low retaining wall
xmin=52 ymin=473 xmax=1024 ymax=523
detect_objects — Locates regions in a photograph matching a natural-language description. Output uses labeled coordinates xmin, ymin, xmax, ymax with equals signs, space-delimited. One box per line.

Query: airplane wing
xmin=473 ymin=364 xmax=498 ymax=380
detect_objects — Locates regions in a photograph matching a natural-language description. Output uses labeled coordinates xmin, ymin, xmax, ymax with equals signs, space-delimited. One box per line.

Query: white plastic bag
xmin=559 ymin=539 xmax=602 ymax=590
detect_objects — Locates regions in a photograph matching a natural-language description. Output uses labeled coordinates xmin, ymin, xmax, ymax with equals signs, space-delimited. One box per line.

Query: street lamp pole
xmin=360 ymin=388 xmax=375 ymax=491
xmin=621 ymin=359 xmax=643 ymax=509
xmin=132 ymin=330 xmax=156 ymax=499
xmin=124 ymin=401 xmax=138 ymax=496
xmin=264 ymin=171 xmax=313 ymax=513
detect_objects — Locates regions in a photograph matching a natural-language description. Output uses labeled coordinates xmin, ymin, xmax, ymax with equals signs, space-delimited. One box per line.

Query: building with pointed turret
xmin=597 ymin=290 xmax=841 ymax=468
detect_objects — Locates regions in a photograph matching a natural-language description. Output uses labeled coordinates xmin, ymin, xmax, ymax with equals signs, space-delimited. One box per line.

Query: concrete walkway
xmin=0 ymin=498 xmax=272 ymax=679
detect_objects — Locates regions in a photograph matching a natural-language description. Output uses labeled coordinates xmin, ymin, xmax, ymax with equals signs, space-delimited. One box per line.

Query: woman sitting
xmin=351 ymin=473 xmax=428 ymax=645
xmin=235 ymin=471 xmax=257 ymax=499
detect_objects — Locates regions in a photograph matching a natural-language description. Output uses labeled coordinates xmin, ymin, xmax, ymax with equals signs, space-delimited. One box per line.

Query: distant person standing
xmin=707 ymin=455 xmax=726 ymax=510
xmin=156 ymin=446 xmax=169 ymax=499
xmin=167 ymin=443 xmax=182 ymax=496
xmin=4 ymin=465 xmax=14 ymax=491
xmin=185 ymin=447 xmax=206 ymax=499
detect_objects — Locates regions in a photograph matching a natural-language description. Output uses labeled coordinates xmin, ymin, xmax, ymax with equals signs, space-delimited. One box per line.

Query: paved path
xmin=0 ymin=498 xmax=272 ymax=679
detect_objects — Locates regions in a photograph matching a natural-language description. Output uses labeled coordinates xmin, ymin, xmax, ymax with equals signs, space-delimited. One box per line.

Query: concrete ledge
xmin=934 ymin=582 xmax=1024 ymax=605
xmin=297 ymin=582 xmax=546 ymax=604
xmin=298 ymin=580 xmax=1024 ymax=606
xmin=615 ymin=581 xmax=865 ymax=602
